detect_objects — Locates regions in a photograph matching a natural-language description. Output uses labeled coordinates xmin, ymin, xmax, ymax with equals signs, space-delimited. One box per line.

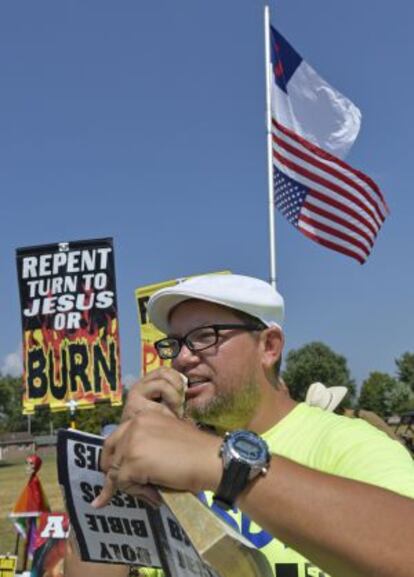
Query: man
xmin=67 ymin=274 xmax=414 ymax=577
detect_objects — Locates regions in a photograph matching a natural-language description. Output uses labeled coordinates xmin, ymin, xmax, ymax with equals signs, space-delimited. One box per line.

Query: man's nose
xmin=173 ymin=342 xmax=199 ymax=369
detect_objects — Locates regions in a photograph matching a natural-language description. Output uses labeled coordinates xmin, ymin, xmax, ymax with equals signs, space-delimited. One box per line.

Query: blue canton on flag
xmin=274 ymin=170 xmax=307 ymax=226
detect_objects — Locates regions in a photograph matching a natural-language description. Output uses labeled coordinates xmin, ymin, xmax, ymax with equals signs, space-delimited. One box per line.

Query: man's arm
xmin=94 ymin=407 xmax=414 ymax=577
xmin=240 ymin=453 xmax=414 ymax=577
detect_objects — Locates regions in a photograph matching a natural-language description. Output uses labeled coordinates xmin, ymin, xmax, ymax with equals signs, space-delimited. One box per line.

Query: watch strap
xmin=213 ymin=460 xmax=251 ymax=510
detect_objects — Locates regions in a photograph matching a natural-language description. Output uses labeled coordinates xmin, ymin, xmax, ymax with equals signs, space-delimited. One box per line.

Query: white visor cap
xmin=147 ymin=274 xmax=284 ymax=334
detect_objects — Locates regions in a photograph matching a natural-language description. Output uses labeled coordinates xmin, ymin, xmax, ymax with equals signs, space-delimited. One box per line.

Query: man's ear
xmin=260 ymin=326 xmax=284 ymax=370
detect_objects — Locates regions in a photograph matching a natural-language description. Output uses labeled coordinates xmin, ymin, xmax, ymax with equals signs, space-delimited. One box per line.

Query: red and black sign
xmin=16 ymin=238 xmax=122 ymax=413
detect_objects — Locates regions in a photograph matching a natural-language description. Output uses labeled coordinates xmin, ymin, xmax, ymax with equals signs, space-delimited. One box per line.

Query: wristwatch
xmin=213 ymin=430 xmax=271 ymax=510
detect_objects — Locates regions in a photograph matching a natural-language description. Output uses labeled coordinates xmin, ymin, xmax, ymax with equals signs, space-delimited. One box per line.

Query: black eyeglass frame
xmin=154 ymin=323 xmax=265 ymax=360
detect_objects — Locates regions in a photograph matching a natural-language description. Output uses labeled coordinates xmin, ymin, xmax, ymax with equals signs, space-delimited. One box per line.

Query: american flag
xmin=270 ymin=27 xmax=389 ymax=264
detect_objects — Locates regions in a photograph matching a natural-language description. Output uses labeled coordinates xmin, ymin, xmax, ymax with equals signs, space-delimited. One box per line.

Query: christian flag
xmin=270 ymin=26 xmax=389 ymax=264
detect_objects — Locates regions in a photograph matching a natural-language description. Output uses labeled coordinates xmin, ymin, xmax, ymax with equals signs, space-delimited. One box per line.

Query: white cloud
xmin=1 ymin=345 xmax=23 ymax=377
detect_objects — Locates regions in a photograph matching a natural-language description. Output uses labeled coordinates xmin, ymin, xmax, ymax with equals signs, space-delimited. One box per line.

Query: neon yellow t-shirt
xmin=143 ymin=403 xmax=414 ymax=577
xmin=201 ymin=403 xmax=414 ymax=577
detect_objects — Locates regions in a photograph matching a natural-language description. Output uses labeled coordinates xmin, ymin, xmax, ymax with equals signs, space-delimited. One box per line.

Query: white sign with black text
xmin=58 ymin=429 xmax=220 ymax=577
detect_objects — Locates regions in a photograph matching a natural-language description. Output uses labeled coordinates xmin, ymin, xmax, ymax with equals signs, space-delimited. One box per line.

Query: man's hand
xmin=122 ymin=367 xmax=188 ymax=422
xmin=94 ymin=367 xmax=190 ymax=507
xmin=92 ymin=410 xmax=222 ymax=509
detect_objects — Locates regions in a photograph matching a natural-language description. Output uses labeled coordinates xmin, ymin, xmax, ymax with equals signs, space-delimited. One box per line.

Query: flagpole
xmin=264 ymin=5 xmax=277 ymax=288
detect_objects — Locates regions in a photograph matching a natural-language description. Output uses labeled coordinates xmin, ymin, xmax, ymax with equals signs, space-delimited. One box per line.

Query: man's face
xmin=169 ymin=299 xmax=263 ymax=430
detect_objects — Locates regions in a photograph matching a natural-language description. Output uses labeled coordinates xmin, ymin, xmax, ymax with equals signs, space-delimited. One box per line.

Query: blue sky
xmin=1 ymin=0 xmax=413 ymax=390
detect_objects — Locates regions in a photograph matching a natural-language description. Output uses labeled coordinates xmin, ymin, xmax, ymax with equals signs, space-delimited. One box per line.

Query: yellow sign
xmin=135 ymin=271 xmax=230 ymax=375
xmin=0 ymin=556 xmax=17 ymax=577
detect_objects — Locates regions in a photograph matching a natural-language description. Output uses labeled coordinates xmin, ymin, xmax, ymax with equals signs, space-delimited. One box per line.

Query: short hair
xmin=231 ymin=308 xmax=282 ymax=379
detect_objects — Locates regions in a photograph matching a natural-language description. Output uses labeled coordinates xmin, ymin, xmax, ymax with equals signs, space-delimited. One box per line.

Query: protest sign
xmin=0 ymin=556 xmax=17 ymax=577
xmin=135 ymin=272 xmax=230 ymax=375
xmin=136 ymin=278 xmax=176 ymax=375
xmin=57 ymin=428 xmax=221 ymax=576
xmin=16 ymin=238 xmax=122 ymax=414
xmin=57 ymin=429 xmax=272 ymax=577
xmin=30 ymin=513 xmax=69 ymax=577
xmin=57 ymin=429 xmax=161 ymax=568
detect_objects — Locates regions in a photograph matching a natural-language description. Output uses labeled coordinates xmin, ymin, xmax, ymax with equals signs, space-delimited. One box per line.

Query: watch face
xmin=228 ymin=430 xmax=269 ymax=466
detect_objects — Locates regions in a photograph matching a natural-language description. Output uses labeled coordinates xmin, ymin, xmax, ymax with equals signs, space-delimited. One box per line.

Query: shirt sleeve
xmin=325 ymin=417 xmax=414 ymax=498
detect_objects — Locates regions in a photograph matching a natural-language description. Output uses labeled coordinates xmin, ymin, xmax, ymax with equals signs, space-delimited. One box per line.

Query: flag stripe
xmin=304 ymin=195 xmax=376 ymax=243
xmin=274 ymin=150 xmax=383 ymax=230
xmin=274 ymin=146 xmax=382 ymax=232
xmin=273 ymin=129 xmax=387 ymax=223
xmin=299 ymin=210 xmax=370 ymax=256
xmin=304 ymin=195 xmax=375 ymax=241
xmin=273 ymin=157 xmax=380 ymax=238
xmin=298 ymin=221 xmax=366 ymax=264
xmin=273 ymin=119 xmax=389 ymax=211
xmin=302 ymin=201 xmax=374 ymax=248
xmin=305 ymin=188 xmax=379 ymax=238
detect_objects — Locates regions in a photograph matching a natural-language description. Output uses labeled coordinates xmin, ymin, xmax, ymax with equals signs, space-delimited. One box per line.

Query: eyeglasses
xmin=154 ymin=323 xmax=265 ymax=360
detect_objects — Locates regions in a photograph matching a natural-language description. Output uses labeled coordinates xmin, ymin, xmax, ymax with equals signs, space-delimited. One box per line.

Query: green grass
xmin=0 ymin=451 xmax=64 ymax=563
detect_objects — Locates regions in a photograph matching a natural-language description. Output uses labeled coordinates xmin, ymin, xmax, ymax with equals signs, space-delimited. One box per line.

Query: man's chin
xmin=186 ymin=396 xmax=234 ymax=429
xmin=185 ymin=398 xmax=212 ymax=419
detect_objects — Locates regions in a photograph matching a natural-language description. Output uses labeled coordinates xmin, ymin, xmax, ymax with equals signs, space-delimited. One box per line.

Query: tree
xmin=0 ymin=375 xmax=26 ymax=432
xmin=28 ymin=399 xmax=125 ymax=435
xmin=282 ymin=342 xmax=356 ymax=405
xmin=395 ymin=352 xmax=414 ymax=392
xmin=73 ymin=401 xmax=124 ymax=435
xmin=358 ymin=371 xmax=414 ymax=417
